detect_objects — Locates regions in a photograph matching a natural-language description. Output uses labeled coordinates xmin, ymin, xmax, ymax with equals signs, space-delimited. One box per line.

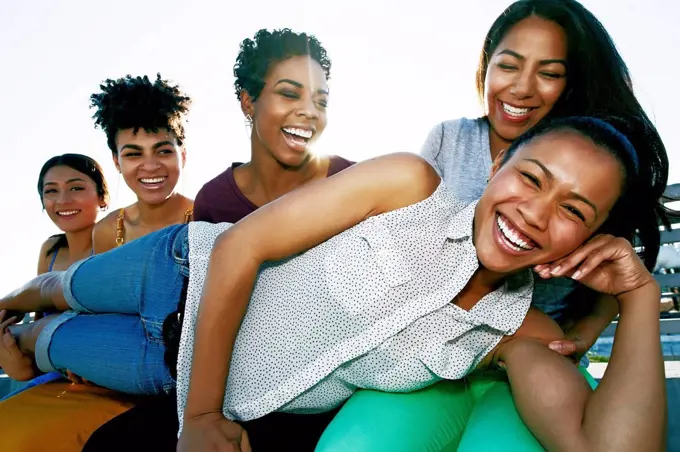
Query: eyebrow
xmin=523 ymin=158 xmax=598 ymax=216
xmin=120 ymin=140 xmax=176 ymax=152
xmin=43 ymin=178 xmax=86 ymax=186
xmin=497 ymin=49 xmax=567 ymax=67
xmin=274 ymin=78 xmax=330 ymax=95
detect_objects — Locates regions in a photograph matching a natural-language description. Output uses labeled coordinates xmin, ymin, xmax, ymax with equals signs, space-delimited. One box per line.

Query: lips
xmin=282 ymin=127 xmax=313 ymax=139
xmin=498 ymin=100 xmax=536 ymax=123
xmin=138 ymin=176 xmax=168 ymax=190
xmin=56 ymin=209 xmax=80 ymax=217
xmin=495 ymin=213 xmax=539 ymax=253
xmin=281 ymin=126 xmax=314 ymax=151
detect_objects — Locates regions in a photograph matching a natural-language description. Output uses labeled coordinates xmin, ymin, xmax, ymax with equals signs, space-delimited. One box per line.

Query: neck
xmin=487 ymin=120 xmax=512 ymax=161
xmin=244 ymin=145 xmax=326 ymax=203
xmin=470 ymin=267 xmax=507 ymax=293
xmin=134 ymin=192 xmax=188 ymax=227
xmin=63 ymin=226 xmax=94 ymax=257
xmin=456 ymin=267 xmax=508 ymax=310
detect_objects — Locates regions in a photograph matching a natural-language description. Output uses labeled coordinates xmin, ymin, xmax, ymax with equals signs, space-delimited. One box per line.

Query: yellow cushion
xmin=0 ymin=382 xmax=136 ymax=452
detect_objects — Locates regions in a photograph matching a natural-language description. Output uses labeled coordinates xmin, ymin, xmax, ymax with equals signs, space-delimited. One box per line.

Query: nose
xmin=510 ymin=69 xmax=536 ymax=100
xmin=516 ymin=195 xmax=549 ymax=232
xmin=55 ymin=190 xmax=75 ymax=204
xmin=140 ymin=154 xmax=162 ymax=172
xmin=295 ymin=93 xmax=320 ymax=120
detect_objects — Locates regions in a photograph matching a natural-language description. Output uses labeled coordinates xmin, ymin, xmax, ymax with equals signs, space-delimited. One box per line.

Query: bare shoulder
xmin=180 ymin=195 xmax=195 ymax=219
xmin=40 ymin=235 xmax=61 ymax=253
xmin=37 ymin=236 xmax=61 ymax=274
xmin=92 ymin=210 xmax=120 ymax=254
xmin=359 ymin=153 xmax=441 ymax=212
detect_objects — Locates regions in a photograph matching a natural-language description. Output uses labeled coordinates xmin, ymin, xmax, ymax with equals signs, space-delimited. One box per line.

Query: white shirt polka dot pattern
xmin=175 ymin=181 xmax=533 ymax=433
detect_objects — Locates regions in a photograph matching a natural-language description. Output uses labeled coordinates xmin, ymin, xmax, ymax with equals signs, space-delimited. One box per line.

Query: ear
xmin=111 ymin=152 xmax=121 ymax=173
xmin=180 ymin=147 xmax=187 ymax=168
xmin=489 ymin=148 xmax=507 ymax=181
xmin=239 ymin=90 xmax=255 ymax=119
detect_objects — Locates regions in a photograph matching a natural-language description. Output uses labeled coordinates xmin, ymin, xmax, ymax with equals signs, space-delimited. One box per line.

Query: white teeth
xmin=502 ymin=102 xmax=531 ymax=117
xmin=57 ymin=210 xmax=79 ymax=216
xmin=140 ymin=177 xmax=165 ymax=184
xmin=283 ymin=127 xmax=313 ymax=139
xmin=497 ymin=215 xmax=534 ymax=251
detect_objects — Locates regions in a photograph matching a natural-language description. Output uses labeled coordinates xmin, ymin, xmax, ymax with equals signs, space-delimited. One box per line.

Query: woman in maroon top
xmin=84 ymin=28 xmax=353 ymax=452
xmin=193 ymin=28 xmax=353 ymax=224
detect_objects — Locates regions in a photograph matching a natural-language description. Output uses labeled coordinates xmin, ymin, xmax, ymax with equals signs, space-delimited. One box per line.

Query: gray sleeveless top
xmin=175 ymin=182 xmax=533 ymax=432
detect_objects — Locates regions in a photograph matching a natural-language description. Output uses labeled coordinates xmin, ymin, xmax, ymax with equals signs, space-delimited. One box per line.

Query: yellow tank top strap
xmin=184 ymin=207 xmax=194 ymax=224
xmin=115 ymin=208 xmax=125 ymax=247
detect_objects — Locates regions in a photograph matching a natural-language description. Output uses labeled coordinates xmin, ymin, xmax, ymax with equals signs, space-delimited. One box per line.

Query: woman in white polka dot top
xmin=0 ymin=117 xmax=667 ymax=452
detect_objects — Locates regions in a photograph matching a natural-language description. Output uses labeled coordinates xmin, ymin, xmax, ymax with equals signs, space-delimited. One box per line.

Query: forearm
xmin=564 ymin=294 xmax=618 ymax=349
xmin=583 ymin=282 xmax=666 ymax=449
xmin=183 ymin=234 xmax=260 ymax=418
xmin=500 ymin=283 xmax=666 ymax=451
xmin=0 ymin=272 xmax=67 ymax=313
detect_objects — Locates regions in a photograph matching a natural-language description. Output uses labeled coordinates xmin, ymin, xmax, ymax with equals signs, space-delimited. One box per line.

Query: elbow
xmin=212 ymin=228 xmax=261 ymax=268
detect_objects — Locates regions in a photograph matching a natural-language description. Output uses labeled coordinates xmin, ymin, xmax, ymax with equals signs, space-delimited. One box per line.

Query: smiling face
xmin=41 ymin=165 xmax=103 ymax=233
xmin=473 ymin=130 xmax=625 ymax=274
xmin=246 ymin=55 xmax=329 ymax=168
xmin=484 ymin=16 xmax=568 ymax=151
xmin=113 ymin=128 xmax=185 ymax=205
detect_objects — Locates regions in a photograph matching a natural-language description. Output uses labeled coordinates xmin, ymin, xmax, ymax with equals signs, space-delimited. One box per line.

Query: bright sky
xmin=0 ymin=0 xmax=678 ymax=294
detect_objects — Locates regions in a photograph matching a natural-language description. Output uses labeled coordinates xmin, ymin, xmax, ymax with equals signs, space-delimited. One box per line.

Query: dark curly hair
xmin=476 ymin=0 xmax=669 ymax=271
xmin=233 ymin=28 xmax=331 ymax=101
xmin=89 ymin=73 xmax=192 ymax=155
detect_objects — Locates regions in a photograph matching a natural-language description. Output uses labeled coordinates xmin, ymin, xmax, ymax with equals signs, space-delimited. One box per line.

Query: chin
xmin=139 ymin=193 xmax=173 ymax=205
xmin=276 ymin=152 xmax=312 ymax=169
xmin=476 ymin=248 xmax=525 ymax=275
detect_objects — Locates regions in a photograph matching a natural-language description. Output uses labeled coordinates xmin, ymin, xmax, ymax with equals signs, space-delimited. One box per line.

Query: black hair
xmin=504 ymin=116 xmax=666 ymax=270
xmin=38 ymin=153 xmax=110 ymax=257
xmin=89 ymin=73 xmax=192 ymax=155
xmin=233 ymin=28 xmax=331 ymax=101
xmin=477 ymin=0 xmax=669 ymax=269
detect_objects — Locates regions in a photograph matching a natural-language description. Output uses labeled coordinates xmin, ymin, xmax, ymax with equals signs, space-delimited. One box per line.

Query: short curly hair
xmin=89 ymin=73 xmax=192 ymax=154
xmin=233 ymin=28 xmax=331 ymax=101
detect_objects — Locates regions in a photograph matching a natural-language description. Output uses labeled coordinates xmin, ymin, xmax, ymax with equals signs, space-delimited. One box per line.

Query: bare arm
xmin=565 ymin=293 xmax=618 ymax=350
xmin=549 ymin=291 xmax=619 ymax=360
xmin=183 ymin=153 xmax=441 ymax=419
xmin=501 ymin=283 xmax=665 ymax=451
xmin=499 ymin=236 xmax=666 ymax=451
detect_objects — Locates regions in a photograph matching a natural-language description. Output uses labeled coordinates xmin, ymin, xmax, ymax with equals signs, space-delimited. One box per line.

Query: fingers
xmin=240 ymin=430 xmax=252 ymax=452
xmin=0 ymin=312 xmax=20 ymax=333
xmin=548 ymin=340 xmax=577 ymax=355
xmin=534 ymin=235 xmax=616 ymax=279
xmin=2 ymin=330 xmax=19 ymax=352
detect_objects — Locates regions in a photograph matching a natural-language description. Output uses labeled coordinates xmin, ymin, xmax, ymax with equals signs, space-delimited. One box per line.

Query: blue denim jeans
xmin=34 ymin=224 xmax=189 ymax=395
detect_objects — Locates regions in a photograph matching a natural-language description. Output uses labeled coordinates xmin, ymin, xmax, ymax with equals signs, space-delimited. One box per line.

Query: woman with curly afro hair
xmin=192 ymin=28 xmax=354 ymax=224
xmin=90 ymin=73 xmax=195 ymax=254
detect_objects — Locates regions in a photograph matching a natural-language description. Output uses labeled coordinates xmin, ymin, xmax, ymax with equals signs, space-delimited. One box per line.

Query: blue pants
xmin=34 ymin=224 xmax=189 ymax=395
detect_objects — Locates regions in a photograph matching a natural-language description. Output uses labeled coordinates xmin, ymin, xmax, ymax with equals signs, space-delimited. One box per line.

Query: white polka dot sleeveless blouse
xmin=176 ymin=181 xmax=533 ymax=433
